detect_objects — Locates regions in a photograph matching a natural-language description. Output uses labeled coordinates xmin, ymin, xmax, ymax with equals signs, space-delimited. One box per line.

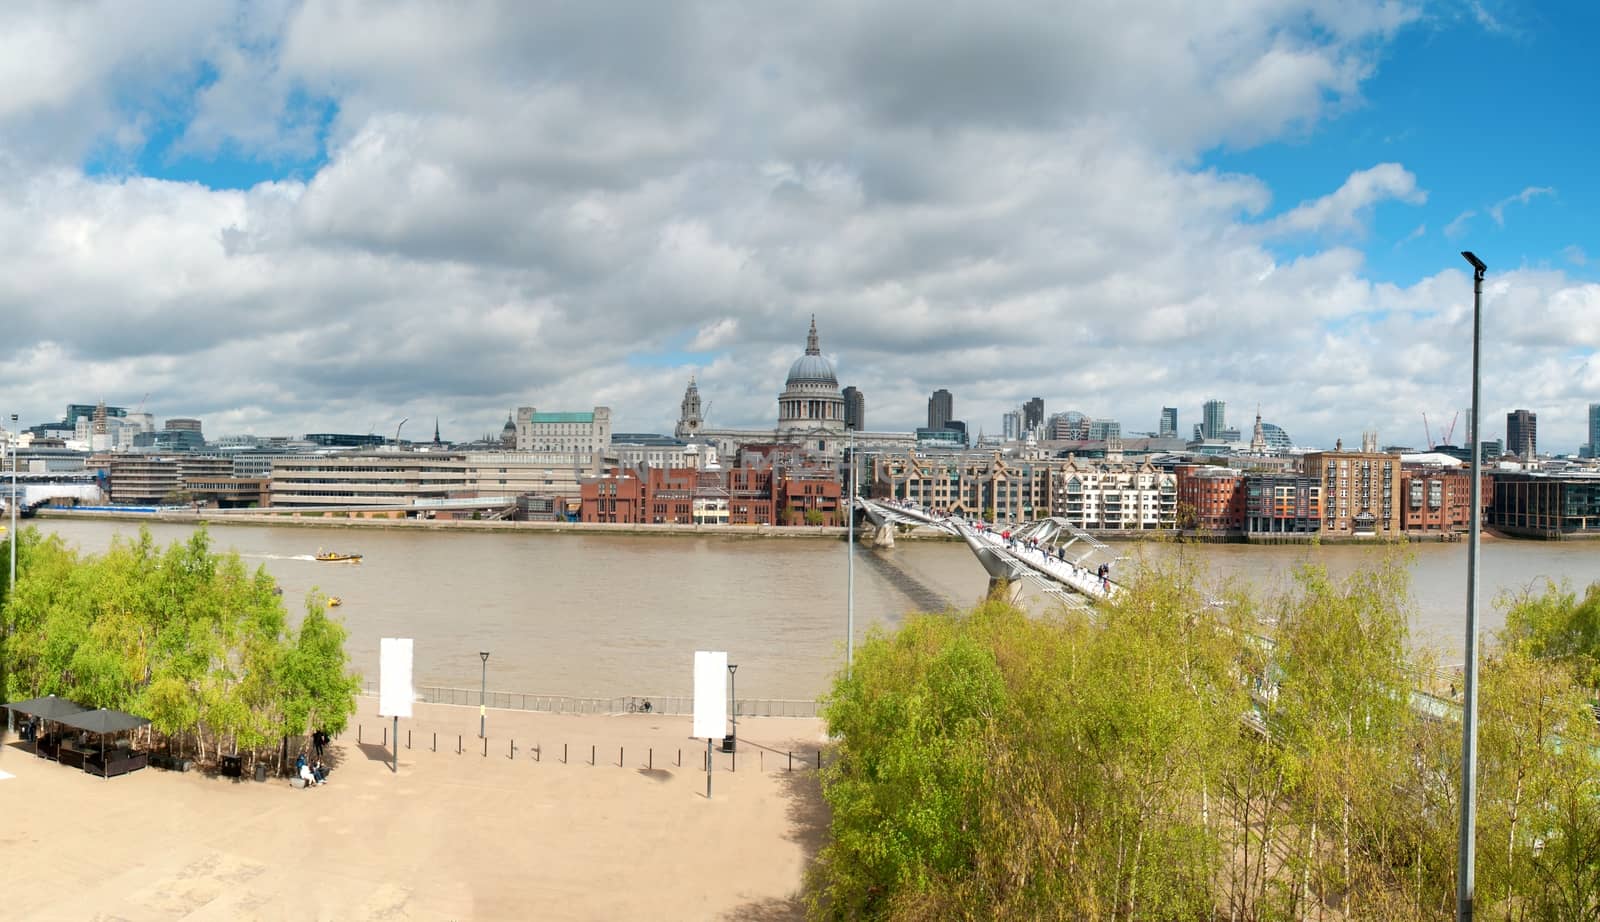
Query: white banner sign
xmin=692 ymin=650 xmax=728 ymax=740
xmin=379 ymin=637 xmax=414 ymax=718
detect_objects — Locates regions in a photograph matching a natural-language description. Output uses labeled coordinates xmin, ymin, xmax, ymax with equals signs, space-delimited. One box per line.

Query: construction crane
xmin=1442 ymin=411 xmax=1459 ymax=446
xmin=1423 ymin=413 xmax=1433 ymax=450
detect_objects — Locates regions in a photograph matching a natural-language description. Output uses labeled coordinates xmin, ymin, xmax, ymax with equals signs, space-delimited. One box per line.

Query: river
xmin=26 ymin=519 xmax=1600 ymax=700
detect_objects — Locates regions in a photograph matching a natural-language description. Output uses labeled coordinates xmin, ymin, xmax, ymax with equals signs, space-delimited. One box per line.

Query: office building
xmin=1002 ymin=410 xmax=1021 ymax=441
xmin=1587 ymin=403 xmax=1599 ymax=458
xmin=1490 ymin=472 xmax=1600 ymax=537
xmin=1243 ymin=473 xmax=1322 ymax=536
xmin=928 ymin=389 xmax=954 ymax=431
xmin=1023 ymin=398 xmax=1045 ymax=432
xmin=842 ymin=386 xmax=866 ymax=431
xmin=1086 ymin=419 xmax=1121 ymax=441
xmin=516 ymin=407 xmax=611 ymax=456
xmin=1176 ymin=465 xmax=1245 ymax=533
xmin=1506 ymin=409 xmax=1537 ymax=459
xmin=1159 ymin=407 xmax=1178 ymax=439
xmin=1202 ymin=400 xmax=1226 ymax=440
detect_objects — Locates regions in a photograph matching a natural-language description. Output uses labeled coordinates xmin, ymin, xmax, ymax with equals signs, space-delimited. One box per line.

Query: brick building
xmin=1302 ymin=450 xmax=1401 ymax=537
xmin=579 ymin=461 xmax=831 ymax=526
xmin=1398 ymin=464 xmax=1490 ymax=534
xmin=1176 ymin=465 xmax=1246 ymax=533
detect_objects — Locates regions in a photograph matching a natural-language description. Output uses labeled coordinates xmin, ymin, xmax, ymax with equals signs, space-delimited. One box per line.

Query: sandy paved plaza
xmin=0 ymin=697 xmax=830 ymax=921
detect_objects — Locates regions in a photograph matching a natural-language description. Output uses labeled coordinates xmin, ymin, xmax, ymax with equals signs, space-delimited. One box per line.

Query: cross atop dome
xmin=805 ymin=314 xmax=820 ymax=355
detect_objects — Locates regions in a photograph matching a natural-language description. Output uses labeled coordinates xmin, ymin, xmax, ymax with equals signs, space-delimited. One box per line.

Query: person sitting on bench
xmin=311 ymin=759 xmax=329 ymax=785
xmin=299 ymin=761 xmax=320 ymax=787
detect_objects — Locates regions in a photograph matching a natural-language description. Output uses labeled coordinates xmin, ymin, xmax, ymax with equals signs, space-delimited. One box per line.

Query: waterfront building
xmin=1048 ymin=458 xmax=1176 ymax=531
xmin=268 ymin=454 xmax=469 ymax=508
xmin=1398 ymin=458 xmax=1489 ymax=534
xmin=842 ymin=386 xmax=865 ymax=431
xmin=872 ymin=451 xmax=1052 ymax=522
xmin=107 ymin=455 xmax=231 ymax=505
xmin=1176 ymin=465 xmax=1245 ymax=533
xmin=1159 ymin=407 xmax=1178 ymax=439
xmin=927 ymin=389 xmax=954 ymax=431
xmin=1202 ymin=400 xmax=1226 ymax=440
xmin=579 ymin=458 xmax=833 ymax=526
xmin=1507 ymin=409 xmax=1537 ymax=460
xmin=1490 ymin=471 xmax=1600 ymax=537
xmin=1243 ymin=472 xmax=1322 ymax=536
xmin=1302 ymin=448 xmax=1401 ymax=537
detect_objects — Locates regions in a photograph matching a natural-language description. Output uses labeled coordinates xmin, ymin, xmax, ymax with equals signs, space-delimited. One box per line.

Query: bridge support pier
xmin=985 ymin=577 xmax=1022 ymax=606
xmin=870 ymin=522 xmax=895 ymax=548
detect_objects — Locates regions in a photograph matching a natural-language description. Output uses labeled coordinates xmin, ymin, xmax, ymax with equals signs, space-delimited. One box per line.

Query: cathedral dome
xmin=784 ymin=315 xmax=837 ymax=386
xmin=786 ymin=352 xmax=837 ymax=386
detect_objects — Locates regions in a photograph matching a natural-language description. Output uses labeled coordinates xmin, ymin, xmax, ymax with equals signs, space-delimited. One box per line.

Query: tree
xmin=1 ymin=525 xmax=360 ymax=768
xmin=804 ymin=509 xmax=825 ymax=527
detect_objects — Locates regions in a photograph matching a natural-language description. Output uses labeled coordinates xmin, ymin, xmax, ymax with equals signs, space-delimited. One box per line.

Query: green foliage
xmin=1 ymin=525 xmax=360 ymax=765
xmin=810 ymin=547 xmax=1600 ymax=921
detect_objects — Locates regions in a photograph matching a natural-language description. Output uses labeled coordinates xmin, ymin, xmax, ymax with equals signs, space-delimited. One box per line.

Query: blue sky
xmin=1215 ymin=3 xmax=1598 ymax=287
xmin=1 ymin=1 xmax=1597 ymax=452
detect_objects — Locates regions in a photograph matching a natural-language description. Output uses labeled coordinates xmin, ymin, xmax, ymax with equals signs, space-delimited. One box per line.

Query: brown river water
xmin=29 ymin=519 xmax=1600 ymax=700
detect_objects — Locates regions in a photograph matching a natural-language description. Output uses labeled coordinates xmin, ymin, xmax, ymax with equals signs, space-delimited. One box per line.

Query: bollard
xmin=591 ymin=744 xmax=595 ymax=766
xmin=564 ymin=743 xmax=568 ymax=764
xmin=619 ymin=746 xmax=623 ymax=768
xmin=677 ymin=748 xmax=681 ymax=768
xmin=483 ymin=736 xmax=487 ymax=757
xmin=358 ymin=725 xmax=362 ymax=744
xmin=509 ymin=739 xmax=514 ymax=759
xmin=649 ymin=748 xmax=653 ymax=771
xmin=788 ymin=751 xmax=792 ymax=772
xmin=760 ymin=751 xmax=763 ymax=771
xmin=432 ymin=732 xmax=436 ymax=753
xmin=817 ymin=750 xmax=821 ymax=770
xmin=407 ymin=729 xmax=412 ymax=750
xmin=458 ymin=734 xmax=462 ymax=755
xmin=382 ymin=725 xmax=387 ymax=746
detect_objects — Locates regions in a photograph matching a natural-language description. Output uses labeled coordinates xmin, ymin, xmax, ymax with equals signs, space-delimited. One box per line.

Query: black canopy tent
xmin=50 ymin=708 xmax=151 ymax=778
xmin=3 ymin=695 xmax=88 ymax=756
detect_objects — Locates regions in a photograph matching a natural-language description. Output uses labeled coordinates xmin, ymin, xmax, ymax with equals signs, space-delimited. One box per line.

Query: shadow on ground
xmin=720 ymin=763 xmax=829 ymax=921
xmin=636 ymin=767 xmax=673 ymax=782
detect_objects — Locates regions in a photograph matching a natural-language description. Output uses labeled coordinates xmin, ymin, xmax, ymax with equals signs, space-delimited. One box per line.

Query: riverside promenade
xmin=0 ymin=696 xmax=830 ymax=921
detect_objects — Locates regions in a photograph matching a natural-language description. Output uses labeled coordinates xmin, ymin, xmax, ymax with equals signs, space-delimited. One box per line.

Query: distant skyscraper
xmin=1159 ymin=407 xmax=1178 ymax=439
xmin=928 ymin=389 xmax=954 ymax=431
xmin=842 ymin=386 xmax=866 ymax=431
xmin=1202 ymin=399 xmax=1226 ymax=440
xmin=1023 ymin=397 xmax=1045 ymax=432
xmin=1002 ymin=409 xmax=1023 ymax=441
xmin=1588 ymin=403 xmax=1599 ymax=457
xmin=1506 ymin=409 xmax=1537 ymax=459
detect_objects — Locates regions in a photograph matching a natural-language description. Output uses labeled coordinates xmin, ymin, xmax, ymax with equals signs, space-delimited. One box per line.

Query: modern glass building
xmin=1490 ymin=472 xmax=1600 ymax=537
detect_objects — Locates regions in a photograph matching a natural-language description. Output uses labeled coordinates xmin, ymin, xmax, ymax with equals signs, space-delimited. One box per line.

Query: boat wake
xmin=240 ymin=553 xmax=320 ymax=562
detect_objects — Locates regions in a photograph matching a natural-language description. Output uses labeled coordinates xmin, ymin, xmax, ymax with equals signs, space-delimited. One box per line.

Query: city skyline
xmin=0 ymin=3 xmax=1597 ymax=449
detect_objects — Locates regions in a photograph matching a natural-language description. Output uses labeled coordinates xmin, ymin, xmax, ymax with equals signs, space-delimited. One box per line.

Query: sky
xmin=1 ymin=0 xmax=1597 ymax=452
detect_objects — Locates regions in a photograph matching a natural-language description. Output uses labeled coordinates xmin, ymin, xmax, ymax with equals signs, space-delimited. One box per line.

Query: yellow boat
xmin=314 ymin=551 xmax=363 ymax=562
xmin=327 ymin=597 xmax=343 ymax=607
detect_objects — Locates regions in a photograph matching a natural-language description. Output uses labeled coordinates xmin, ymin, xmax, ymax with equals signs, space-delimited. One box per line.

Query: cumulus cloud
xmin=1269 ymin=163 xmax=1425 ymax=236
xmin=0 ymin=0 xmax=1595 ymax=452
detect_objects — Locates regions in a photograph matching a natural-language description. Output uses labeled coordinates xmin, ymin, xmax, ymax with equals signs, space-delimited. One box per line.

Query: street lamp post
xmin=728 ymin=663 xmax=738 ymax=752
xmin=846 ymin=428 xmax=854 ymax=676
xmin=479 ymin=651 xmax=490 ymax=738
xmin=1457 ymin=250 xmax=1487 ymax=922
xmin=9 ymin=413 xmax=16 ymax=595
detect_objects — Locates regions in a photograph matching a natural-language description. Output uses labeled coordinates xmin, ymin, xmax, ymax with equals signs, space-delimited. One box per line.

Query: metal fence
xmin=358 ymin=682 xmax=820 ymax=719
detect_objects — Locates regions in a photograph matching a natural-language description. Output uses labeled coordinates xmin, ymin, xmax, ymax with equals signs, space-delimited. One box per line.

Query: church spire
xmin=805 ymin=314 xmax=820 ymax=355
xmin=433 ymin=417 xmax=442 ymax=446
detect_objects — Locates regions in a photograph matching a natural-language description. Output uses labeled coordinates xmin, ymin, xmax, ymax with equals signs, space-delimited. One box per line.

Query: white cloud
xmin=1269 ymin=163 xmax=1425 ymax=236
xmin=1563 ymin=245 xmax=1588 ymax=266
xmin=1395 ymin=223 xmax=1427 ymax=249
xmin=0 ymin=1 xmax=1595 ymax=453
xmin=1488 ymin=185 xmax=1555 ymax=226
xmin=1443 ymin=210 xmax=1475 ymax=239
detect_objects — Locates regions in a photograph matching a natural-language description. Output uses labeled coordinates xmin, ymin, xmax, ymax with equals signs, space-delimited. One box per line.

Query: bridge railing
xmin=357 ymin=682 xmax=820 ymax=718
